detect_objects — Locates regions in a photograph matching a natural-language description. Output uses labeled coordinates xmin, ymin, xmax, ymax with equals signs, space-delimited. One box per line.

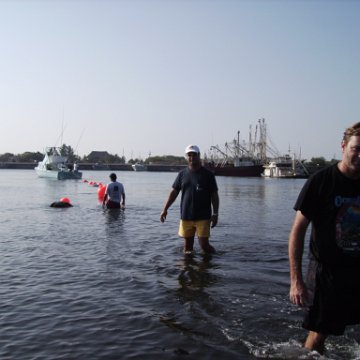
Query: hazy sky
xmin=1 ymin=0 xmax=359 ymax=161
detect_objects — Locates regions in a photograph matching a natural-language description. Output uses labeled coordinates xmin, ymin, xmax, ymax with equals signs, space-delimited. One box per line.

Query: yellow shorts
xmin=178 ymin=219 xmax=211 ymax=238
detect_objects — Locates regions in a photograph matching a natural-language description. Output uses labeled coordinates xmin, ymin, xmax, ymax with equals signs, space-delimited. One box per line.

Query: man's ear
xmin=341 ymin=140 xmax=346 ymax=152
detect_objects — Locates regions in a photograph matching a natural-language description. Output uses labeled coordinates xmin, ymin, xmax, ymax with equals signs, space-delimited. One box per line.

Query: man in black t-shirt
xmin=289 ymin=122 xmax=360 ymax=353
xmin=160 ymin=145 xmax=219 ymax=254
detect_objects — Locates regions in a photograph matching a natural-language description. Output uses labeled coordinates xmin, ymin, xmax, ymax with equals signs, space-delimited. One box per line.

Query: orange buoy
xmin=97 ymin=184 xmax=106 ymax=202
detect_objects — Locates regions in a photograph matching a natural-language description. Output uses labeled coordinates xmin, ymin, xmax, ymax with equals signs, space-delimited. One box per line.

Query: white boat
xmin=35 ymin=147 xmax=82 ymax=180
xmin=132 ymin=163 xmax=147 ymax=171
xmin=262 ymin=154 xmax=309 ymax=179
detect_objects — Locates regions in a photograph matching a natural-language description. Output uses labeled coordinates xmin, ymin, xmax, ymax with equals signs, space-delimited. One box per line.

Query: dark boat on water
xmin=206 ymin=162 xmax=264 ymax=177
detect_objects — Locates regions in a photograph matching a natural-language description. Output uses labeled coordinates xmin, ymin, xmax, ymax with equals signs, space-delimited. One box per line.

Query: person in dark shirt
xmin=160 ymin=145 xmax=219 ymax=254
xmin=289 ymin=122 xmax=360 ymax=353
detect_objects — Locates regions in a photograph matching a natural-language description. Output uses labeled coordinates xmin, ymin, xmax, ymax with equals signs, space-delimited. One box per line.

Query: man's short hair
xmin=343 ymin=122 xmax=360 ymax=143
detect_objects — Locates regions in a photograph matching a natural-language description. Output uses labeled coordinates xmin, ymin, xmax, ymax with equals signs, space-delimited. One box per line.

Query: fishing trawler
xmin=35 ymin=147 xmax=82 ymax=180
xmin=205 ymin=158 xmax=264 ymax=177
xmin=205 ymin=119 xmax=267 ymax=177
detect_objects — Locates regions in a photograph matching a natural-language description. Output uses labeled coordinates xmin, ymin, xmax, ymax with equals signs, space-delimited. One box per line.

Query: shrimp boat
xmin=35 ymin=147 xmax=82 ymax=180
xmin=205 ymin=119 xmax=267 ymax=177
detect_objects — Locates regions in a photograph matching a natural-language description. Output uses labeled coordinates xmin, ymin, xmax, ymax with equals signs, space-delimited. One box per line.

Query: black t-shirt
xmin=173 ymin=167 xmax=218 ymax=221
xmin=294 ymin=163 xmax=360 ymax=265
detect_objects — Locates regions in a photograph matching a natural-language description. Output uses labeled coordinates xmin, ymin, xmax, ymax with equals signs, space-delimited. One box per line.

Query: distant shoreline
xmin=0 ymin=162 xmax=324 ymax=176
xmin=0 ymin=162 xmax=186 ymax=172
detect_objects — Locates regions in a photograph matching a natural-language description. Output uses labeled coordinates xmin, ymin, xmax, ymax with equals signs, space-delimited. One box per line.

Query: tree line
xmin=0 ymin=144 xmax=187 ymax=165
xmin=0 ymin=144 xmax=336 ymax=167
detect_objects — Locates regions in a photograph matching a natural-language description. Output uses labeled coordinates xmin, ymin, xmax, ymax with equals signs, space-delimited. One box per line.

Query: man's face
xmin=187 ymin=152 xmax=200 ymax=167
xmin=342 ymin=135 xmax=360 ymax=174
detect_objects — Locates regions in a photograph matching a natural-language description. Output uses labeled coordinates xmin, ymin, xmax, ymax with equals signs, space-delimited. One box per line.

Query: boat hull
xmin=206 ymin=164 xmax=264 ymax=177
xmin=35 ymin=168 xmax=82 ymax=180
xmin=262 ymin=173 xmax=308 ymax=179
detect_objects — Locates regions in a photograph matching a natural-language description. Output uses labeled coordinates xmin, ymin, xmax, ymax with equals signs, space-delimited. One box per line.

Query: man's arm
xmin=210 ymin=191 xmax=219 ymax=228
xmin=289 ymin=210 xmax=310 ymax=307
xmin=102 ymin=193 xmax=108 ymax=208
xmin=160 ymin=188 xmax=180 ymax=222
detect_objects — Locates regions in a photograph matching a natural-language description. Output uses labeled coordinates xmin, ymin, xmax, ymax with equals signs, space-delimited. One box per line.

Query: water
xmin=1 ymin=170 xmax=360 ymax=359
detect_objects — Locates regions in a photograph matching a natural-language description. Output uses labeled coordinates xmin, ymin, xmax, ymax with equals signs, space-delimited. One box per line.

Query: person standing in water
xmin=160 ymin=145 xmax=219 ymax=254
xmin=103 ymin=173 xmax=125 ymax=209
xmin=289 ymin=122 xmax=360 ymax=353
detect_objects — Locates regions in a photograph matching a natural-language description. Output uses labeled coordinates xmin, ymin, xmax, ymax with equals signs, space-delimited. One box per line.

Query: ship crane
xmin=226 ymin=138 xmax=251 ymax=158
xmin=209 ymin=145 xmax=229 ymax=167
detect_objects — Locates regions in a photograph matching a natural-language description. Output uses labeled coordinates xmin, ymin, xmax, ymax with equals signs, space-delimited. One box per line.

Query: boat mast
xmin=61 ymin=108 xmax=65 ymax=147
xmin=249 ymin=125 xmax=252 ymax=157
xmin=259 ymin=118 xmax=267 ymax=163
xmin=237 ymin=130 xmax=240 ymax=159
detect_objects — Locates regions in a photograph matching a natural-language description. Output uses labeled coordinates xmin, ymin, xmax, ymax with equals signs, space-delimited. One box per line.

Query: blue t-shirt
xmin=173 ymin=167 xmax=218 ymax=220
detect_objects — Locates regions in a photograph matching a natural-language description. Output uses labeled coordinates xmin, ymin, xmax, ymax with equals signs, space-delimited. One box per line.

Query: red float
xmin=97 ymin=184 xmax=106 ymax=202
xmin=60 ymin=197 xmax=71 ymax=204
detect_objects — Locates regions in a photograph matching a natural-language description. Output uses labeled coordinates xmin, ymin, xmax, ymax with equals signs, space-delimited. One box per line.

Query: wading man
xmin=160 ymin=145 xmax=219 ymax=254
xmin=103 ymin=173 xmax=125 ymax=209
xmin=289 ymin=122 xmax=360 ymax=353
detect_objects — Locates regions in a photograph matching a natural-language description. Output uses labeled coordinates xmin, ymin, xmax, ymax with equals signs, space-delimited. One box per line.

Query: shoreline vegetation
xmin=0 ymin=144 xmax=336 ymax=173
xmin=0 ymin=162 xmax=187 ymax=172
xmin=0 ymin=161 xmax=328 ymax=176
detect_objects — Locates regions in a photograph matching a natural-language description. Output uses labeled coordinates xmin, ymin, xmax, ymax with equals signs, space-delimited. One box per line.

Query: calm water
xmin=1 ymin=170 xmax=360 ymax=360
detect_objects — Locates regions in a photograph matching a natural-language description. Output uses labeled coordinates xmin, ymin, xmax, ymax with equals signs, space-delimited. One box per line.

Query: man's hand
xmin=160 ymin=210 xmax=167 ymax=223
xmin=211 ymin=214 xmax=218 ymax=228
xmin=290 ymin=279 xmax=309 ymax=307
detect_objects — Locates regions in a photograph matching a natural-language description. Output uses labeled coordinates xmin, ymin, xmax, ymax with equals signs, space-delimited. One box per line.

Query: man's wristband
xmin=212 ymin=213 xmax=218 ymax=216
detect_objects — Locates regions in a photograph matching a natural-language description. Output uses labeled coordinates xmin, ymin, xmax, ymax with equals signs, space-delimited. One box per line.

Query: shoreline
xmin=0 ymin=162 xmax=186 ymax=172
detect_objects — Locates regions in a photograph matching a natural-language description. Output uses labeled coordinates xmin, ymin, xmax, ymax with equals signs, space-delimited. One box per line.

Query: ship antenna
xmin=60 ymin=108 xmax=64 ymax=146
xmin=74 ymin=127 xmax=85 ymax=155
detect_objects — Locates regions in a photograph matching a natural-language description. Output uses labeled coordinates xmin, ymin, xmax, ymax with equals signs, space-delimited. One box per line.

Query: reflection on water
xmin=104 ymin=208 xmax=125 ymax=227
xmin=177 ymin=254 xmax=216 ymax=293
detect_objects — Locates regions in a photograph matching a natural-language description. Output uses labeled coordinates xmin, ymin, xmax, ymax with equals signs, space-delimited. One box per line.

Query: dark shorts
xmin=106 ymin=200 xmax=121 ymax=209
xmin=303 ymin=257 xmax=360 ymax=335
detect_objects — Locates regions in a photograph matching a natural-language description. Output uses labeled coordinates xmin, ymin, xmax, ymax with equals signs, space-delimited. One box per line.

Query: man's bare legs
xmin=304 ymin=331 xmax=327 ymax=354
xmin=184 ymin=237 xmax=215 ymax=254
xmin=184 ymin=237 xmax=194 ymax=252
xmin=198 ymin=237 xmax=216 ymax=254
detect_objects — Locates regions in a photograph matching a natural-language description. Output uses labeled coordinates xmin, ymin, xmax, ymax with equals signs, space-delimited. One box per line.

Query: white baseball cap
xmin=185 ymin=144 xmax=200 ymax=154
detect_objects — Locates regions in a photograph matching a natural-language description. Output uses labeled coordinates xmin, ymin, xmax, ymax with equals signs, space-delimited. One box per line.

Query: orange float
xmin=97 ymin=184 xmax=106 ymax=202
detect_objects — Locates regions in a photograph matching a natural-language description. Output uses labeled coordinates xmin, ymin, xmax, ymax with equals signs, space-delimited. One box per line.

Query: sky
xmin=0 ymin=0 xmax=359 ymax=161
